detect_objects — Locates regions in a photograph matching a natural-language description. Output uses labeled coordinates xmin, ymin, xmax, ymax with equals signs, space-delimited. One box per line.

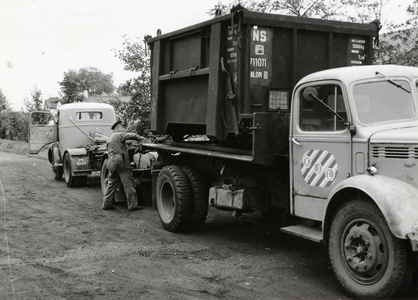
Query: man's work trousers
xmin=102 ymin=155 xmax=139 ymax=210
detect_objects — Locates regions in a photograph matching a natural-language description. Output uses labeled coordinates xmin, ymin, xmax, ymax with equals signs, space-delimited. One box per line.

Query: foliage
xmin=58 ymin=71 xmax=85 ymax=103
xmin=0 ymin=88 xmax=10 ymax=113
xmin=377 ymin=29 xmax=418 ymax=66
xmin=58 ymin=67 xmax=115 ymax=104
xmin=375 ymin=0 xmax=418 ymax=67
xmin=0 ymin=87 xmax=29 ymax=141
xmin=0 ymin=110 xmax=29 ymax=141
xmin=209 ymin=0 xmax=387 ymax=22
xmin=108 ymin=36 xmax=151 ymax=136
xmin=23 ymin=85 xmax=43 ymax=113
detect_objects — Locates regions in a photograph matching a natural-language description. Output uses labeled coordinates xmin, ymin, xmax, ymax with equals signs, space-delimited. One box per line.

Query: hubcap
xmin=343 ymin=223 xmax=384 ymax=275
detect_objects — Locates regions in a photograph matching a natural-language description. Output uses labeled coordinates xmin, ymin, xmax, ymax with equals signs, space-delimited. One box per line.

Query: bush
xmin=0 ymin=110 xmax=29 ymax=141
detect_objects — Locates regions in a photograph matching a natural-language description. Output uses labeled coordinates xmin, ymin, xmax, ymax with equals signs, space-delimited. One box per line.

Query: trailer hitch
xmin=220 ymin=57 xmax=239 ymax=136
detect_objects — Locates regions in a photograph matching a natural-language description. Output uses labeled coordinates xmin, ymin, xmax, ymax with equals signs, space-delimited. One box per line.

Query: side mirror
xmin=302 ymin=87 xmax=318 ymax=101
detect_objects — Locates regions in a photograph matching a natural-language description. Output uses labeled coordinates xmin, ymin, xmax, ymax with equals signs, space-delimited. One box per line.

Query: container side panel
xmin=170 ymin=31 xmax=202 ymax=71
xmin=333 ymin=33 xmax=350 ymax=68
xmin=297 ymin=30 xmax=329 ymax=79
xmin=271 ymin=28 xmax=293 ymax=89
xmin=162 ymin=76 xmax=209 ymax=127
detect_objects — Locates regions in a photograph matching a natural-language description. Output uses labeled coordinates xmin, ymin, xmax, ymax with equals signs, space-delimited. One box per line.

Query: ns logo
xmin=253 ymin=29 xmax=267 ymax=42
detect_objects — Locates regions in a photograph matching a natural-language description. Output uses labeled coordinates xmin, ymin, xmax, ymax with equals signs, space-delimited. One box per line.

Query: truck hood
xmin=369 ymin=126 xmax=418 ymax=189
xmin=369 ymin=126 xmax=418 ymax=144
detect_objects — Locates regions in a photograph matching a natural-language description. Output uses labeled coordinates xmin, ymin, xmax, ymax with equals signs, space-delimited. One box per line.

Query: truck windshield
xmin=353 ymin=80 xmax=416 ymax=124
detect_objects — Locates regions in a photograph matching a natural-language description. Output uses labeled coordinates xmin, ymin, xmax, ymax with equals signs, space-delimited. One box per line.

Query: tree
xmin=109 ymin=36 xmax=151 ymax=136
xmin=0 ymin=110 xmax=29 ymax=141
xmin=374 ymin=0 xmax=418 ymax=67
xmin=58 ymin=70 xmax=85 ymax=104
xmin=209 ymin=0 xmax=387 ymax=23
xmin=58 ymin=67 xmax=115 ymax=104
xmin=0 ymin=88 xmax=10 ymax=113
xmin=23 ymin=85 xmax=43 ymax=112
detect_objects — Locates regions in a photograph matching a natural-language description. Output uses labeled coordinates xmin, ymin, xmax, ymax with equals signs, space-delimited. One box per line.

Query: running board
xmin=281 ymin=225 xmax=323 ymax=243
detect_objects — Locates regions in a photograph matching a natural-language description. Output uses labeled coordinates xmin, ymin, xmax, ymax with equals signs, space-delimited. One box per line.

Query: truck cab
xmin=290 ymin=65 xmax=418 ymax=223
xmin=285 ymin=64 xmax=418 ymax=298
xmin=29 ymin=102 xmax=116 ymax=186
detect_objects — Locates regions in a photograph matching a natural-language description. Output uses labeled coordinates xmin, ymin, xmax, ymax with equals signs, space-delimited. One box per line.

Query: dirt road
xmin=0 ymin=151 xmax=381 ymax=299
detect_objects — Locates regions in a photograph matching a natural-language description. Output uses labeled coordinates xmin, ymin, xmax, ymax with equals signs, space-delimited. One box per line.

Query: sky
xmin=0 ymin=0 xmax=414 ymax=110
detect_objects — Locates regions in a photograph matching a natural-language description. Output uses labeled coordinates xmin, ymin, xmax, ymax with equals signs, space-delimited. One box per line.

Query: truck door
xmin=290 ymin=83 xmax=351 ymax=221
xmin=29 ymin=111 xmax=57 ymax=154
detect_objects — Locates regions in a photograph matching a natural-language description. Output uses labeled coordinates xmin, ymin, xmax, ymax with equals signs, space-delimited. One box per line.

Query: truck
xmin=142 ymin=7 xmax=418 ymax=299
xmin=29 ymin=102 xmax=152 ymax=200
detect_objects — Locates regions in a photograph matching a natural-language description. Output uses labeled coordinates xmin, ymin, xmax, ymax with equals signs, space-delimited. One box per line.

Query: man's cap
xmin=111 ymin=120 xmax=126 ymax=130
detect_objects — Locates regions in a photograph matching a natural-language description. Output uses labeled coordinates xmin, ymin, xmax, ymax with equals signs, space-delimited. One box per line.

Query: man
xmin=102 ymin=120 xmax=144 ymax=211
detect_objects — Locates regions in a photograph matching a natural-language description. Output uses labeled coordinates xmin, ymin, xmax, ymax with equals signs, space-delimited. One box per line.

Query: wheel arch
xmin=48 ymin=143 xmax=61 ymax=164
xmin=323 ymin=175 xmax=418 ymax=245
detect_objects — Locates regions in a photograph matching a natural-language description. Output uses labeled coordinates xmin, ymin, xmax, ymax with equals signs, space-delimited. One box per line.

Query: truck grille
xmin=371 ymin=145 xmax=418 ymax=159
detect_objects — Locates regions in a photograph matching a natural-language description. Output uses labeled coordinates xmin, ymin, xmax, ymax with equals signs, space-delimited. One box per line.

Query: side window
xmin=31 ymin=111 xmax=55 ymax=126
xmin=299 ymin=84 xmax=347 ymax=131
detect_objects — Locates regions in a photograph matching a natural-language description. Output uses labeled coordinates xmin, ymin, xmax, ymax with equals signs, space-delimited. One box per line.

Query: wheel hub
xmin=343 ymin=223 xmax=382 ymax=273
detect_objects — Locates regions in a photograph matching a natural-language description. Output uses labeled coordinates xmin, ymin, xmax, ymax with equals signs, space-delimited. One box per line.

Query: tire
xmin=181 ymin=165 xmax=208 ymax=230
xmin=156 ymin=165 xmax=192 ymax=232
xmin=328 ymin=198 xmax=413 ymax=299
xmin=51 ymin=147 xmax=63 ymax=180
xmin=100 ymin=158 xmax=110 ymax=195
xmin=53 ymin=166 xmax=63 ymax=181
xmin=63 ymin=153 xmax=77 ymax=187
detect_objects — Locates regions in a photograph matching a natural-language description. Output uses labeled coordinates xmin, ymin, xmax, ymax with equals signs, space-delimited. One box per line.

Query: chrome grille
xmin=371 ymin=145 xmax=418 ymax=159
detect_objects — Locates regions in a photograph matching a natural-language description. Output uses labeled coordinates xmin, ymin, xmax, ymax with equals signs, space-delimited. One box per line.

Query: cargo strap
xmin=220 ymin=57 xmax=239 ymax=136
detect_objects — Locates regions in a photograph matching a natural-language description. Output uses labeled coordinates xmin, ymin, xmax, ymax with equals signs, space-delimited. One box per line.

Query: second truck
xmin=143 ymin=7 xmax=418 ymax=299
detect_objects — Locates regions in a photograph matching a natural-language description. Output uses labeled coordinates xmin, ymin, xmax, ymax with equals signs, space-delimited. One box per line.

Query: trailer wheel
xmin=328 ymin=198 xmax=412 ymax=299
xmin=181 ymin=165 xmax=208 ymax=230
xmin=100 ymin=158 xmax=110 ymax=195
xmin=63 ymin=153 xmax=77 ymax=187
xmin=156 ymin=165 xmax=192 ymax=232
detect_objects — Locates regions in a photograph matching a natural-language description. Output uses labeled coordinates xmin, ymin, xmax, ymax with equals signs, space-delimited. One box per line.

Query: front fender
xmin=66 ymin=148 xmax=88 ymax=156
xmin=326 ymin=175 xmax=418 ymax=239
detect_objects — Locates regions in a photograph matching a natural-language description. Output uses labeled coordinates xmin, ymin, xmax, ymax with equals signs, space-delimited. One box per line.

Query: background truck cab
xmin=29 ymin=102 xmax=116 ymax=186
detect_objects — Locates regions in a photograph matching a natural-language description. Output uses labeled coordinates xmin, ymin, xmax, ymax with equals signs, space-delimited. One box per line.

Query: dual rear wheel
xmin=156 ymin=165 xmax=208 ymax=232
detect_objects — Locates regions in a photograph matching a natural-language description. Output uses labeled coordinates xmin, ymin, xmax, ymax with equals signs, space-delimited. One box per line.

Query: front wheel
xmin=328 ymin=198 xmax=413 ymax=299
xmin=156 ymin=165 xmax=192 ymax=232
xmin=63 ymin=153 xmax=77 ymax=187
